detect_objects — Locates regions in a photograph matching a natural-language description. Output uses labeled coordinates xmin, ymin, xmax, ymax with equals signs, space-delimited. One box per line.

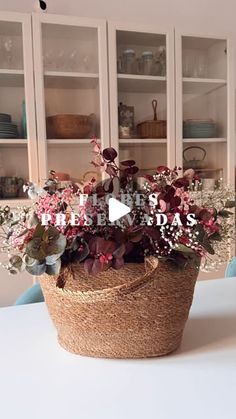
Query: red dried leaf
xmin=112 ymin=257 xmax=124 ymax=270
xmin=83 ymin=184 xmax=93 ymax=194
xmin=120 ymin=176 xmax=128 ymax=189
xmin=103 ymin=147 xmax=117 ymax=162
xmin=84 ymin=258 xmax=103 ymax=275
xmin=145 ymin=174 xmax=154 ymax=182
xmin=199 ymin=209 xmax=212 ymax=221
xmin=170 ymin=196 xmax=181 ymax=207
xmin=121 ymin=160 xmax=136 ymax=167
xmin=103 ymin=178 xmax=114 ymax=193
xmin=113 ymin=244 xmax=126 ymax=258
xmin=96 ymin=185 xmax=105 ymax=198
xmin=173 ymin=177 xmax=189 ymax=188
xmin=124 ymin=166 xmax=139 ymax=175
xmin=156 ymin=166 xmax=170 ymax=174
xmin=106 ymin=164 xmax=118 ymax=177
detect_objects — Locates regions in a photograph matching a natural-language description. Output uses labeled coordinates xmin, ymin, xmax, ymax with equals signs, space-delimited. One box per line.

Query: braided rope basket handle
xmin=118 ymin=257 xmax=159 ymax=295
xmin=58 ymin=257 xmax=160 ymax=301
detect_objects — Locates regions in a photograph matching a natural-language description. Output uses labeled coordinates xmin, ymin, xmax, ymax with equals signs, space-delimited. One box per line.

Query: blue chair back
xmin=225 ymin=257 xmax=236 ymax=278
xmin=15 ymin=283 xmax=44 ymax=305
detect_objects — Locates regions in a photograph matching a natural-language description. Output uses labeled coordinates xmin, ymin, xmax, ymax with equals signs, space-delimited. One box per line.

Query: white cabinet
xmin=108 ymin=22 xmax=235 ymax=188
xmin=0 ymin=12 xmax=38 ymax=196
xmin=175 ymin=30 xmax=235 ymax=187
xmin=108 ymin=22 xmax=176 ymax=173
xmin=32 ymin=13 xmax=110 ymax=184
xmin=0 ymin=13 xmax=234 ymax=194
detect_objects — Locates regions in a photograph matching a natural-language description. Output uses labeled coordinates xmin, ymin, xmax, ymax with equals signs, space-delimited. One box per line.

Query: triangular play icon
xmin=108 ymin=197 xmax=131 ymax=222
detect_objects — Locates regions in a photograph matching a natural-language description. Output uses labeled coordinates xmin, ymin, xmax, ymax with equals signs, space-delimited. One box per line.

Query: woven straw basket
xmin=46 ymin=114 xmax=94 ymax=139
xmin=136 ymin=99 xmax=167 ymax=139
xmin=40 ymin=257 xmax=199 ymax=359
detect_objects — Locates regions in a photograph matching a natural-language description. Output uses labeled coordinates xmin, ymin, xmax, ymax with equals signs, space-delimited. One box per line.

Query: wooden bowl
xmin=46 ymin=114 xmax=94 ymax=139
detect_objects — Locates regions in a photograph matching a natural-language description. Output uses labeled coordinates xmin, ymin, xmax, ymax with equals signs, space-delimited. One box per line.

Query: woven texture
xmin=40 ymin=257 xmax=199 ymax=358
xmin=137 ymin=120 xmax=167 ymax=139
xmin=46 ymin=114 xmax=92 ymax=139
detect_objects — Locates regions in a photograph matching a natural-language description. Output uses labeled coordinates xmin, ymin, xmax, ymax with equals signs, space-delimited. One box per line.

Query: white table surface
xmin=0 ymin=278 xmax=236 ymax=419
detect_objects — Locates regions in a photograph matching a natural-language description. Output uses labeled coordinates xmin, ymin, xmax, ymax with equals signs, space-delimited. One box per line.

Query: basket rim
xmin=42 ymin=257 xmax=159 ymax=300
xmin=137 ymin=120 xmax=166 ymax=125
xmin=46 ymin=114 xmax=92 ymax=120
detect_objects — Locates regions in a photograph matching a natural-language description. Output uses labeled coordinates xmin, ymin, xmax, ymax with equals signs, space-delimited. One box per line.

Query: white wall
xmin=0 ymin=0 xmax=235 ymax=305
xmin=1 ymin=1 xmax=236 ymax=93
xmin=0 ymin=0 xmax=235 ymax=32
xmin=0 ymin=0 xmax=233 ymax=35
xmin=0 ymin=268 xmax=33 ymax=306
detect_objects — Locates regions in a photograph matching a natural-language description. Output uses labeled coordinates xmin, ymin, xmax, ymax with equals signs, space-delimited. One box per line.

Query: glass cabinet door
xmin=0 ymin=13 xmax=38 ymax=202
xmin=175 ymin=31 xmax=235 ymax=189
xmin=33 ymin=13 xmax=109 ymax=185
xmin=108 ymin=22 xmax=175 ymax=177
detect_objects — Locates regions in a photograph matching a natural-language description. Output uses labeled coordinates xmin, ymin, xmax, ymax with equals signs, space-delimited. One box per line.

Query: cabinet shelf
xmin=0 ymin=139 xmax=27 ymax=146
xmin=183 ymin=138 xmax=227 ymax=143
xmin=119 ymin=138 xmax=167 ymax=144
xmin=0 ymin=69 xmax=24 ymax=87
xmin=47 ymin=139 xmax=98 ymax=145
xmin=49 ymin=138 xmax=167 ymax=146
xmin=117 ymin=74 xmax=166 ymax=93
xmin=194 ymin=167 xmax=223 ymax=172
xmin=183 ymin=77 xmax=226 ymax=94
xmin=0 ymin=198 xmax=31 ymax=207
xmin=44 ymin=71 xmax=99 ymax=89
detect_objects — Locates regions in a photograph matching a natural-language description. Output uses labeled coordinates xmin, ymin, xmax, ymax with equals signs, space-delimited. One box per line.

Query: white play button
xmin=108 ymin=197 xmax=131 ymax=222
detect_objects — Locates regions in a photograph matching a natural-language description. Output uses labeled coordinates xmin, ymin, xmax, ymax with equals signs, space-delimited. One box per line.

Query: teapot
xmin=183 ymin=146 xmax=206 ymax=170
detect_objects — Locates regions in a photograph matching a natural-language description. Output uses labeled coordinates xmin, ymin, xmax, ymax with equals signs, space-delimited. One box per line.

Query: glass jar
xmin=141 ymin=51 xmax=154 ymax=75
xmin=122 ymin=49 xmax=136 ymax=74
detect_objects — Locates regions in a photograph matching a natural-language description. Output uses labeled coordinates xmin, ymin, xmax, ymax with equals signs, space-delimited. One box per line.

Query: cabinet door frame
xmin=108 ymin=20 xmax=176 ymax=169
xmin=175 ymin=28 xmax=235 ymax=187
xmin=0 ymin=11 xmax=38 ymax=183
xmin=32 ymin=12 xmax=110 ymax=183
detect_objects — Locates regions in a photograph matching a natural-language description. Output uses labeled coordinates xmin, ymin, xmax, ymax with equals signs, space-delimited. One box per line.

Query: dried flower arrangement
xmin=0 ymin=139 xmax=234 ymax=287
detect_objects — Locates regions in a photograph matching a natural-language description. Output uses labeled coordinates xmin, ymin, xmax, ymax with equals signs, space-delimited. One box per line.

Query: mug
xmin=0 ymin=177 xmax=24 ymax=199
xmin=202 ymin=178 xmax=215 ymax=190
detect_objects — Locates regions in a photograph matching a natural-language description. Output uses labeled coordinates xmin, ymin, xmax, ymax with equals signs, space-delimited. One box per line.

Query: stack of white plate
xmin=0 ymin=114 xmax=19 ymax=139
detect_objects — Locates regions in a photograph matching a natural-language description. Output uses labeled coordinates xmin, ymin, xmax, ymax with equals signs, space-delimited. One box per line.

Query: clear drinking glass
xmin=3 ymin=36 xmax=13 ymax=69
xmin=183 ymin=49 xmax=194 ymax=77
xmin=195 ymin=51 xmax=207 ymax=78
xmin=56 ymin=48 xmax=65 ymax=71
xmin=82 ymin=54 xmax=90 ymax=72
xmin=12 ymin=37 xmax=23 ymax=69
xmin=68 ymin=48 xmax=78 ymax=72
xmin=43 ymin=49 xmax=54 ymax=70
xmin=157 ymin=46 xmax=166 ymax=76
